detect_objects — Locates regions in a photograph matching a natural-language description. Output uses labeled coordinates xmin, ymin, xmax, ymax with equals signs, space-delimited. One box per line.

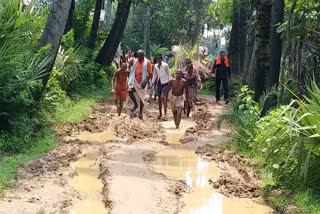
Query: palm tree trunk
xmin=96 ymin=0 xmax=132 ymax=67
xmin=239 ymin=0 xmax=248 ymax=73
xmin=39 ymin=0 xmax=73 ymax=93
xmin=253 ymin=0 xmax=272 ymax=101
xmin=88 ymin=0 xmax=103 ymax=49
xmin=64 ymin=0 xmax=75 ymax=34
xmin=143 ymin=5 xmax=151 ymax=59
xmin=106 ymin=0 xmax=112 ymax=30
xmin=267 ymin=0 xmax=284 ymax=89
xmin=230 ymin=0 xmax=241 ymax=75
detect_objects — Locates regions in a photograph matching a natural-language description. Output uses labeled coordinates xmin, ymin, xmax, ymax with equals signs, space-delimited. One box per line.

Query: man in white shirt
xmin=153 ymin=55 xmax=172 ymax=120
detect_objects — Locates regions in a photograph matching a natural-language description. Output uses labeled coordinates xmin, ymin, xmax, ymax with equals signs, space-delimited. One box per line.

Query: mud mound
xmin=112 ymin=117 xmax=165 ymax=141
xmin=16 ymin=140 xmax=86 ymax=180
xmin=181 ymin=103 xmax=215 ymax=143
xmin=98 ymin=149 xmax=112 ymax=210
xmin=142 ymin=151 xmax=157 ymax=162
xmin=209 ymin=172 xmax=260 ymax=198
xmin=196 ymin=144 xmax=261 ymax=199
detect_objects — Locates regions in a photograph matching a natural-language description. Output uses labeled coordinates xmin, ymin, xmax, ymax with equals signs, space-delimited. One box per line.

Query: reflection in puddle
xmin=154 ymin=120 xmax=273 ymax=214
xmin=69 ymin=151 xmax=108 ymax=214
xmin=76 ymin=131 xmax=117 ymax=144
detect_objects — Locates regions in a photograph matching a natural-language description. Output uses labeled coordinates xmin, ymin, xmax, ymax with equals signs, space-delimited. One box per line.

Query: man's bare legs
xmin=115 ymin=98 xmax=125 ymax=116
xmin=115 ymin=99 xmax=120 ymax=116
xmin=158 ymin=95 xmax=167 ymax=120
xmin=176 ymin=108 xmax=182 ymax=128
xmin=187 ymin=104 xmax=191 ymax=117
xmin=172 ymin=108 xmax=182 ymax=129
xmin=129 ymin=90 xmax=138 ymax=112
xmin=139 ymin=100 xmax=144 ymax=119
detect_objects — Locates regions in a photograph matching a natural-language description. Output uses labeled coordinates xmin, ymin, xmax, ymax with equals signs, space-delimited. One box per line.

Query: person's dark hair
xmin=134 ymin=52 xmax=138 ymax=58
xmin=155 ymin=54 xmax=162 ymax=60
xmin=153 ymin=58 xmax=157 ymax=64
xmin=220 ymin=51 xmax=226 ymax=55
xmin=186 ymin=58 xmax=192 ymax=64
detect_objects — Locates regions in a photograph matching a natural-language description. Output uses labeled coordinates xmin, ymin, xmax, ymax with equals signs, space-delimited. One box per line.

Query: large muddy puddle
xmin=154 ymin=120 xmax=273 ymax=214
xmin=69 ymin=151 xmax=108 ymax=214
xmin=64 ymin=132 xmax=116 ymax=214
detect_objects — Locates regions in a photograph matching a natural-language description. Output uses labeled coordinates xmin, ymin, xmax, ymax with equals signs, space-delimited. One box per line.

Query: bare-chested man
xmin=166 ymin=70 xmax=188 ymax=129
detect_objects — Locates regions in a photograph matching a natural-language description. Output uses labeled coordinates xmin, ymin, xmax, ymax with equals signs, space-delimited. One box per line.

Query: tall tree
xmin=143 ymin=4 xmax=151 ymax=59
xmin=96 ymin=0 xmax=132 ymax=67
xmin=267 ymin=0 xmax=284 ymax=88
xmin=39 ymin=0 xmax=73 ymax=91
xmin=253 ymin=0 xmax=272 ymax=100
xmin=105 ymin=0 xmax=112 ymax=30
xmin=239 ymin=0 xmax=248 ymax=73
xmin=88 ymin=0 xmax=103 ymax=49
xmin=229 ymin=0 xmax=241 ymax=75
xmin=64 ymin=0 xmax=75 ymax=34
xmin=243 ymin=0 xmax=256 ymax=82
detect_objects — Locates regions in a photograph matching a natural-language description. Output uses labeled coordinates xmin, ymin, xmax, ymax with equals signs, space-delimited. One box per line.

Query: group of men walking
xmin=112 ymin=50 xmax=231 ymax=129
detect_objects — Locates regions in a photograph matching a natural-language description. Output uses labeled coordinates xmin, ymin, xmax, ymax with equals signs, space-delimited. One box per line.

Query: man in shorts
xmin=166 ymin=70 xmax=188 ymax=129
xmin=153 ymin=55 xmax=171 ymax=120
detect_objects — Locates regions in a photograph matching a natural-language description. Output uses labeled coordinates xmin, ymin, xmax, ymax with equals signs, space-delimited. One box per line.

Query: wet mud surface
xmin=0 ymin=95 xmax=273 ymax=214
xmin=196 ymin=144 xmax=261 ymax=199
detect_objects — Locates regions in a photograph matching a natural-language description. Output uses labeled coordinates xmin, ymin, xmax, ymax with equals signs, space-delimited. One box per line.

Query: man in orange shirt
xmin=128 ymin=50 xmax=152 ymax=119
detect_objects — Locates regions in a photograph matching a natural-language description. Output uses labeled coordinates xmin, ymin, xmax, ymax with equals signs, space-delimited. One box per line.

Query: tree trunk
xmin=230 ymin=0 xmax=241 ymax=75
xmin=64 ymin=0 xmax=75 ymax=34
xmin=267 ymin=0 xmax=284 ymax=89
xmin=191 ymin=0 xmax=201 ymax=47
xmin=106 ymin=0 xmax=112 ymax=30
xmin=187 ymin=0 xmax=195 ymax=41
xmin=278 ymin=0 xmax=298 ymax=104
xmin=96 ymin=0 xmax=132 ymax=67
xmin=254 ymin=0 xmax=272 ymax=101
xmin=143 ymin=5 xmax=151 ymax=59
xmin=248 ymin=43 xmax=256 ymax=88
xmin=239 ymin=0 xmax=248 ymax=73
xmin=243 ymin=0 xmax=256 ymax=83
xmin=88 ymin=0 xmax=103 ymax=49
xmin=39 ymin=0 xmax=73 ymax=92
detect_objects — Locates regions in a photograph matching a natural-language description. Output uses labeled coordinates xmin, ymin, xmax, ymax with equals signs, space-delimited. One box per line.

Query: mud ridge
xmin=196 ymin=144 xmax=262 ymax=198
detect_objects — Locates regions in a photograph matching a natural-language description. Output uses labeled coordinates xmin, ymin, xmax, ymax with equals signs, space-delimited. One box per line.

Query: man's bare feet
xmin=157 ymin=115 xmax=162 ymax=120
xmin=138 ymin=113 xmax=143 ymax=120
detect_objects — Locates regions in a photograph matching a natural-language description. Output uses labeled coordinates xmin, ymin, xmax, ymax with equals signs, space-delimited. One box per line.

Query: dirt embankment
xmin=196 ymin=144 xmax=261 ymax=199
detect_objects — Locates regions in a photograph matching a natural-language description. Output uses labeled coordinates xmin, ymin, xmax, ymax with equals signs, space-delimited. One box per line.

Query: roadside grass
xmin=227 ymin=134 xmax=320 ymax=214
xmin=53 ymin=85 xmax=111 ymax=124
xmin=0 ymin=84 xmax=111 ymax=193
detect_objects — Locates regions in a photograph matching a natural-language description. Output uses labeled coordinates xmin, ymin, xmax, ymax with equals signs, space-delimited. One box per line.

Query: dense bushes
xmin=221 ymin=82 xmax=320 ymax=190
xmin=0 ymin=0 xmax=110 ymax=154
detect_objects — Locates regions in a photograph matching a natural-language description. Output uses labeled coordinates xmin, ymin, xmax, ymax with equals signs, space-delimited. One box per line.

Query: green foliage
xmin=223 ymin=81 xmax=320 ymax=212
xmin=150 ymin=44 xmax=171 ymax=59
xmin=294 ymin=190 xmax=320 ymax=214
xmin=73 ymin=0 xmax=95 ymax=45
xmin=0 ymin=128 xmax=57 ymax=191
xmin=207 ymin=0 xmax=233 ymax=28
xmin=61 ymin=30 xmax=76 ymax=50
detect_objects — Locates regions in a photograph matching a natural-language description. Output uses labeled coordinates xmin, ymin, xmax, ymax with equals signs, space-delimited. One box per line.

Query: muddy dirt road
xmin=0 ymin=95 xmax=274 ymax=214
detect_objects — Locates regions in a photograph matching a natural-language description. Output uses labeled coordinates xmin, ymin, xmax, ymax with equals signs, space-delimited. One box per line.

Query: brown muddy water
xmin=154 ymin=120 xmax=273 ymax=214
xmin=76 ymin=131 xmax=117 ymax=144
xmin=66 ymin=132 xmax=117 ymax=214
